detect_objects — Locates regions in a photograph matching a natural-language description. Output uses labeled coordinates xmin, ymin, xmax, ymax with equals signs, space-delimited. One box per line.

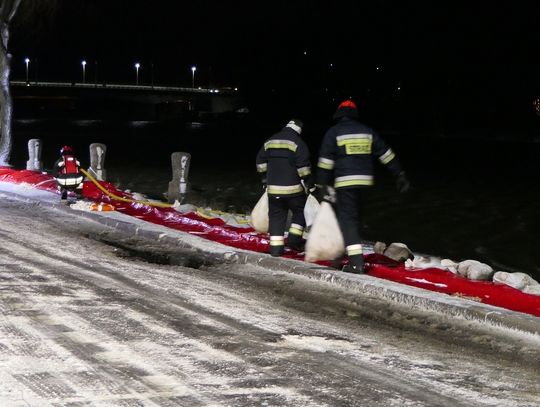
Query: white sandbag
xmin=441 ymin=259 xmax=459 ymax=273
xmin=456 ymin=260 xmax=493 ymax=281
xmin=522 ymin=284 xmax=540 ymax=296
xmin=303 ymin=194 xmax=320 ymax=228
xmin=493 ymin=271 xmax=539 ymax=290
xmin=405 ymin=256 xmax=458 ymax=271
xmin=250 ymin=191 xmax=269 ymax=233
xmin=305 ymin=201 xmax=344 ymax=262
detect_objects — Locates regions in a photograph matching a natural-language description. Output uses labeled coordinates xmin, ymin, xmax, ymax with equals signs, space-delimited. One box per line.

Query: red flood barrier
xmin=2 ymin=167 xmax=539 ymax=317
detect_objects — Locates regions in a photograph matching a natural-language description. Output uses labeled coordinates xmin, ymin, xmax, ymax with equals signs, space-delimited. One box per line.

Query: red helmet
xmin=337 ymin=100 xmax=357 ymax=110
xmin=333 ymin=99 xmax=359 ymax=120
xmin=60 ymin=145 xmax=73 ymax=156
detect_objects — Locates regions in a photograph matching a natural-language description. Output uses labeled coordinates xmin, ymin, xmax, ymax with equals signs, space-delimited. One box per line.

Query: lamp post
xmin=191 ymin=66 xmax=196 ymax=88
xmin=81 ymin=60 xmax=86 ymax=83
xmin=24 ymin=58 xmax=29 ymax=84
xmin=135 ymin=62 xmax=140 ymax=85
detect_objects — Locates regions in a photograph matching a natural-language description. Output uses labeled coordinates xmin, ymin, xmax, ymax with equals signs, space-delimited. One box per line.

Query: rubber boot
xmin=269 ymin=245 xmax=284 ymax=257
xmin=287 ymin=234 xmax=304 ymax=252
xmin=342 ymin=254 xmax=365 ymax=274
xmin=61 ymin=190 xmax=68 ymax=201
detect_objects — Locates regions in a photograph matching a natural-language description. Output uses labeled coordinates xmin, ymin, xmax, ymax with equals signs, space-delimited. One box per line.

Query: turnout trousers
xmin=335 ymin=188 xmax=366 ymax=267
xmin=268 ymin=194 xmax=307 ymax=256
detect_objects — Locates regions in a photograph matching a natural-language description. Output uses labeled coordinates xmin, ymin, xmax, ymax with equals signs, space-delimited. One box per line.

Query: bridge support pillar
xmin=26 ymin=139 xmax=43 ymax=171
xmin=167 ymin=152 xmax=191 ymax=203
xmin=88 ymin=143 xmax=107 ymax=181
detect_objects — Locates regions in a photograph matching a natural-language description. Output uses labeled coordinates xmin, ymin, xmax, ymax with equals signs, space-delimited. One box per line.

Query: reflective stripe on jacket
xmin=316 ymin=117 xmax=402 ymax=189
xmin=54 ymin=155 xmax=83 ymax=187
xmin=256 ymin=127 xmax=311 ymax=197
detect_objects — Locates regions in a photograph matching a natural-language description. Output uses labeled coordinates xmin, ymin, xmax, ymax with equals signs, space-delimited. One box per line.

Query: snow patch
xmin=275 ymin=335 xmax=355 ymax=353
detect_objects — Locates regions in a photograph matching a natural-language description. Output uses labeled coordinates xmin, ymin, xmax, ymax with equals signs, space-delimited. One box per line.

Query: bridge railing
xmin=10 ymin=80 xmax=235 ymax=94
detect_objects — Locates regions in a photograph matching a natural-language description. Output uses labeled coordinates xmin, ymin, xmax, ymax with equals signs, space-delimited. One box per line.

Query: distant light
xmin=376 ymin=66 xmax=380 ymax=71
xmin=534 ymin=98 xmax=540 ymax=116
xmin=24 ymin=57 xmax=30 ymax=64
xmin=397 ymin=86 xmax=401 ymax=90
xmin=191 ymin=66 xmax=196 ymax=72
xmin=329 ymin=63 xmax=333 ymax=67
xmin=81 ymin=60 xmax=86 ymax=66
xmin=234 ymin=87 xmax=238 ymax=91
xmin=214 ymin=89 xmax=219 ymax=93
xmin=135 ymin=62 xmax=140 ymax=69
xmin=303 ymin=51 xmax=307 ymax=55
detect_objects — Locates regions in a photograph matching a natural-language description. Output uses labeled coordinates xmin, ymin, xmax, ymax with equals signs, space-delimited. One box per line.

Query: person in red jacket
xmin=53 ymin=145 xmax=84 ymax=201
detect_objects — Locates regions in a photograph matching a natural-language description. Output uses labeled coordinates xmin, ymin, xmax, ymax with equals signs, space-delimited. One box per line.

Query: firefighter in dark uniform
xmin=316 ymin=100 xmax=410 ymax=273
xmin=53 ymin=145 xmax=84 ymax=201
xmin=256 ymin=119 xmax=314 ymax=256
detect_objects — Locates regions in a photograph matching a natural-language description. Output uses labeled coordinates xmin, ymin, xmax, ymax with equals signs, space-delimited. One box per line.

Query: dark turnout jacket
xmin=316 ymin=117 xmax=403 ymax=189
xmin=256 ymin=127 xmax=312 ymax=197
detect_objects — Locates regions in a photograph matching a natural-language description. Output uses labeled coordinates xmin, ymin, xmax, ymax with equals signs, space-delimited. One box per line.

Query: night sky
xmin=9 ymin=0 xmax=540 ymax=134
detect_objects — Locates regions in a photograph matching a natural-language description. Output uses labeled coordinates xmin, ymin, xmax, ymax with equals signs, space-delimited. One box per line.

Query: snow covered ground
xmin=0 ymin=184 xmax=539 ymax=406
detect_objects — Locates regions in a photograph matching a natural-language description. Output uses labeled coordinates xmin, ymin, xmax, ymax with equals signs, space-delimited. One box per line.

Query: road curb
xmin=2 ymin=186 xmax=539 ymax=337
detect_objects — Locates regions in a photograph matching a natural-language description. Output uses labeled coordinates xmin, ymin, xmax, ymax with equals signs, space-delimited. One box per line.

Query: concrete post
xmin=167 ymin=152 xmax=191 ymax=203
xmin=88 ymin=143 xmax=107 ymax=181
xmin=26 ymin=139 xmax=43 ymax=171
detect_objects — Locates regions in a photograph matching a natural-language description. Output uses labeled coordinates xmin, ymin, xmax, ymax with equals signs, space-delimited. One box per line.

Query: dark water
xmin=10 ymin=115 xmax=540 ymax=280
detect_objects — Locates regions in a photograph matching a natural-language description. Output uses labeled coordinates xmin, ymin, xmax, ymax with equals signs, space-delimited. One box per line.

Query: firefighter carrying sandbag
xmin=315 ymin=100 xmax=410 ymax=273
xmin=255 ymin=119 xmax=314 ymax=256
xmin=53 ymin=145 xmax=84 ymax=201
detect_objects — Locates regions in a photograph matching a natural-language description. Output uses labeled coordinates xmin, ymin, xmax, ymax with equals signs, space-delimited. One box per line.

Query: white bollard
xmin=26 ymin=139 xmax=43 ymax=171
xmin=167 ymin=152 xmax=191 ymax=203
xmin=88 ymin=143 xmax=107 ymax=181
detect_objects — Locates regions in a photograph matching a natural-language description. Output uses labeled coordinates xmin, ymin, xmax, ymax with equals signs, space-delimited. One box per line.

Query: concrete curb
xmin=2 ymin=185 xmax=539 ymax=337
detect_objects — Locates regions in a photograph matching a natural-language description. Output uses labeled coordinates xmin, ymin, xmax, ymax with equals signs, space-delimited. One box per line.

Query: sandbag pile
xmin=404 ymin=253 xmax=540 ymax=296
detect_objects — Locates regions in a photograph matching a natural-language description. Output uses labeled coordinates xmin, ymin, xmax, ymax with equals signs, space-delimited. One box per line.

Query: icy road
xmin=0 ymin=195 xmax=539 ymax=406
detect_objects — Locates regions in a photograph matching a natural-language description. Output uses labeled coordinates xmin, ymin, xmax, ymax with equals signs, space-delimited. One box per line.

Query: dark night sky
xmin=8 ymin=0 xmax=540 ymax=133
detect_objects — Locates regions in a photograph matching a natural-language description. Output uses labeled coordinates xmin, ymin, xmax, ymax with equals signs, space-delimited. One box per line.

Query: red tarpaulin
xmin=2 ymin=166 xmax=539 ymax=317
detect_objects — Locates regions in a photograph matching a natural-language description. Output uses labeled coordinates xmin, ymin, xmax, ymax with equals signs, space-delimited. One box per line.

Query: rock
xmin=373 ymin=241 xmax=387 ymax=255
xmin=383 ymin=242 xmax=414 ymax=262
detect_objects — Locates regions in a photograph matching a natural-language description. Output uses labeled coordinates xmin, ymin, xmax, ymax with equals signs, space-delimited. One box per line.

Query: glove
xmin=261 ymin=179 xmax=267 ymax=191
xmin=396 ymin=172 xmax=410 ymax=193
xmin=301 ymin=179 xmax=316 ymax=195
xmin=315 ymin=185 xmax=336 ymax=204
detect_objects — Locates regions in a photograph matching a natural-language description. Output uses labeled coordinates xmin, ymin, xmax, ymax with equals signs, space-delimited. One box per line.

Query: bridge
xmin=10 ymin=80 xmax=247 ymax=122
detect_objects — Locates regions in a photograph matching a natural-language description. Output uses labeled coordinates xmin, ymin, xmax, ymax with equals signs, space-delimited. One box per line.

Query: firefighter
xmin=316 ymin=100 xmax=410 ymax=273
xmin=53 ymin=145 xmax=84 ymax=201
xmin=256 ymin=119 xmax=314 ymax=256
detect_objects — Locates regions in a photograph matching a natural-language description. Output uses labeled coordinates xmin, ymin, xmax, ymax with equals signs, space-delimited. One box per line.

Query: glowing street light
xmin=24 ymin=58 xmax=30 ymax=83
xmin=134 ymin=62 xmax=140 ymax=85
xmin=81 ymin=60 xmax=87 ymax=83
xmin=191 ymin=66 xmax=196 ymax=88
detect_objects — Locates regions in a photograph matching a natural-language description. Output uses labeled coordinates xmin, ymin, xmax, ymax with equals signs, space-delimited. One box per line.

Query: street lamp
xmin=191 ymin=66 xmax=196 ymax=88
xmin=134 ymin=62 xmax=140 ymax=85
xmin=24 ymin=58 xmax=30 ymax=84
xmin=81 ymin=60 xmax=86 ymax=83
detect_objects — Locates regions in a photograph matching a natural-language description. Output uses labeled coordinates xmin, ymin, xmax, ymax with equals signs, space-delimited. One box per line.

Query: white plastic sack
xmin=493 ymin=271 xmax=539 ymax=290
xmin=455 ymin=260 xmax=493 ymax=281
xmin=250 ymin=191 xmax=269 ymax=233
xmin=303 ymin=194 xmax=320 ymax=228
xmin=305 ymin=201 xmax=345 ymax=262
